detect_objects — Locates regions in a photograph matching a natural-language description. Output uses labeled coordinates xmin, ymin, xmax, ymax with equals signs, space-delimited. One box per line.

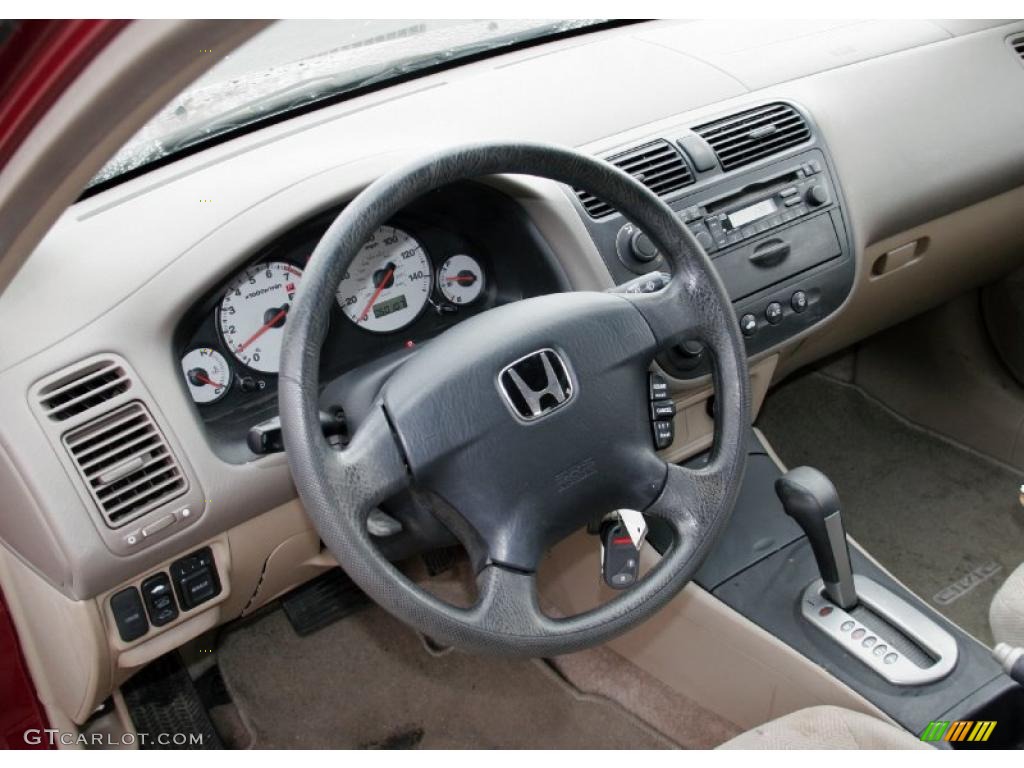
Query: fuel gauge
xmin=438 ymin=254 xmax=484 ymax=305
xmin=181 ymin=347 xmax=232 ymax=404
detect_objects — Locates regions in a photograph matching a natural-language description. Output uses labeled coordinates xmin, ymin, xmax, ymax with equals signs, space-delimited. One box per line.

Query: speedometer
xmin=219 ymin=261 xmax=302 ymax=374
xmin=336 ymin=226 xmax=432 ymax=333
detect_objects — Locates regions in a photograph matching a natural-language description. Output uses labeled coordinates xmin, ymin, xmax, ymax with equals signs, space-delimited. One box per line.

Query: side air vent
xmin=1011 ymin=35 xmax=1024 ymax=63
xmin=575 ymin=140 xmax=695 ymax=218
xmin=37 ymin=359 xmax=131 ymax=421
xmin=694 ymin=103 xmax=811 ymax=172
xmin=63 ymin=402 xmax=187 ymax=528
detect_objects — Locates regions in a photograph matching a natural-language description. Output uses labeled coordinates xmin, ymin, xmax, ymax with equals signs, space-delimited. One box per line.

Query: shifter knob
xmin=775 ymin=466 xmax=857 ymax=610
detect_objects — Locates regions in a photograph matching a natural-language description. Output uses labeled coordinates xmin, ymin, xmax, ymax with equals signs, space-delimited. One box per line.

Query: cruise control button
xmin=791 ymin=291 xmax=808 ymax=313
xmin=765 ymin=302 xmax=783 ymax=324
xmin=649 ymin=374 xmax=669 ymax=401
xmin=653 ymin=419 xmax=674 ymax=450
xmin=651 ymin=399 xmax=676 ymax=421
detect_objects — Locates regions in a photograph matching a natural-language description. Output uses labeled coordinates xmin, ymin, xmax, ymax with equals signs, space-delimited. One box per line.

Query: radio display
xmin=725 ymin=199 xmax=778 ymax=230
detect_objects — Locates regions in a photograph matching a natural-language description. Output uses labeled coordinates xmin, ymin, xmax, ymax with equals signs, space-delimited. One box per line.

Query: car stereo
xmin=577 ymin=146 xmax=854 ymax=379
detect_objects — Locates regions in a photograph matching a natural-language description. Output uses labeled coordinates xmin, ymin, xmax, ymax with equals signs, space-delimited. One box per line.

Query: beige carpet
xmin=218 ymin=605 xmax=677 ymax=749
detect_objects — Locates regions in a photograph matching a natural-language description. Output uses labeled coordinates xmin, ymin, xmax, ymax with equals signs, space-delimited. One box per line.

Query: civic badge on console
xmin=499 ymin=348 xmax=574 ymax=421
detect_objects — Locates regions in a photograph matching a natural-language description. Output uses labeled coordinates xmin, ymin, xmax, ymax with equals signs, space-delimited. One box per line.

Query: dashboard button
xmin=110 ymin=588 xmax=148 ymax=642
xmin=765 ymin=302 xmax=783 ymax=324
xmin=740 ymin=313 xmax=757 ymax=337
xmin=141 ymin=573 xmax=178 ymax=627
xmin=171 ymin=547 xmax=221 ymax=611
xmin=694 ymin=231 xmax=714 ymax=251
xmin=791 ymin=291 xmax=808 ymax=313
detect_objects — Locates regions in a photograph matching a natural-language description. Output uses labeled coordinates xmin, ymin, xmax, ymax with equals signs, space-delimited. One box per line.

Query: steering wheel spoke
xmin=325 ymin=405 xmax=411 ymax=522
xmin=618 ymin=270 xmax=708 ymax=351
xmin=470 ymin=565 xmax=546 ymax=638
xmin=644 ymin=462 xmax=728 ymax=540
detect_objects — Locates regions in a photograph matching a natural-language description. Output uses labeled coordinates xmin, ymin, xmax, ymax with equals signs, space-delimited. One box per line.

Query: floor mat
xmin=121 ymin=652 xmax=223 ymax=750
xmin=217 ymin=606 xmax=675 ymax=749
xmin=758 ymin=372 xmax=1024 ymax=645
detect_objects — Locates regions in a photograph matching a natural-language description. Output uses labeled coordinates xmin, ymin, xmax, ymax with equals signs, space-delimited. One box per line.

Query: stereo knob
xmin=630 ymin=231 xmax=659 ymax=263
xmin=806 ymin=184 xmax=829 ymax=206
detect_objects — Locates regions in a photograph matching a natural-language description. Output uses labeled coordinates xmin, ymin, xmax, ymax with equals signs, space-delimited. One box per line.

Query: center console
xmin=656 ymin=431 xmax=1024 ymax=748
xmin=570 ymin=102 xmax=854 ymax=379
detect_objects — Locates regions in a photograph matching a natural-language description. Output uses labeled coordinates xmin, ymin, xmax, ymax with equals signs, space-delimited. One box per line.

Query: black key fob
xmin=601 ymin=521 xmax=639 ymax=589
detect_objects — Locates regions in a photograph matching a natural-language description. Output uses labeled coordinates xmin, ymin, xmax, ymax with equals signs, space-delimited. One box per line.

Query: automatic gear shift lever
xmin=775 ymin=466 xmax=858 ymax=610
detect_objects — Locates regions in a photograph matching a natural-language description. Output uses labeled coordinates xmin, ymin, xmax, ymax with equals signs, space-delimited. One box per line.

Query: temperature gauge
xmin=438 ymin=254 xmax=484 ymax=305
xmin=181 ymin=348 xmax=231 ymax=404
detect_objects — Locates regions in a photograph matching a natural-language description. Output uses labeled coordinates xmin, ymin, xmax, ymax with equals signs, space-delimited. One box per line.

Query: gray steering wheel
xmin=278 ymin=142 xmax=750 ymax=656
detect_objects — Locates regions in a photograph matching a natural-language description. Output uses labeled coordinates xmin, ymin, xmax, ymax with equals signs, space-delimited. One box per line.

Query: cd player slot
xmin=703 ymin=170 xmax=801 ymax=216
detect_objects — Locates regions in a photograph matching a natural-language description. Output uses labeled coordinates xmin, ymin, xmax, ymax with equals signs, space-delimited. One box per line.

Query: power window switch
xmin=651 ymin=399 xmax=676 ymax=421
xmin=110 ymin=587 xmax=148 ymax=642
xmin=653 ymin=419 xmax=674 ymax=450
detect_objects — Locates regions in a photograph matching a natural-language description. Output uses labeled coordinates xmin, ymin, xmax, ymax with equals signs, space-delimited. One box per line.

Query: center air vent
xmin=694 ymin=103 xmax=810 ymax=172
xmin=37 ymin=358 xmax=131 ymax=421
xmin=63 ymin=402 xmax=187 ymax=528
xmin=576 ymin=139 xmax=695 ymax=219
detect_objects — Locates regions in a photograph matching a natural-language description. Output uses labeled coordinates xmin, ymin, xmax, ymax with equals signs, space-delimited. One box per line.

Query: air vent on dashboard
xmin=1011 ymin=35 xmax=1024 ymax=63
xmin=694 ymin=103 xmax=810 ymax=172
xmin=37 ymin=358 xmax=131 ymax=421
xmin=63 ymin=402 xmax=187 ymax=528
xmin=575 ymin=139 xmax=695 ymax=218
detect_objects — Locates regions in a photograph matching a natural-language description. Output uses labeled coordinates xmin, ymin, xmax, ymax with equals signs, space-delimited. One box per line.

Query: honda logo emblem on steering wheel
xmin=499 ymin=348 xmax=574 ymax=421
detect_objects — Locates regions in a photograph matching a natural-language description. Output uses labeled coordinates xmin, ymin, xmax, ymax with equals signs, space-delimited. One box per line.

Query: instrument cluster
xmin=175 ymin=183 xmax=565 ymax=457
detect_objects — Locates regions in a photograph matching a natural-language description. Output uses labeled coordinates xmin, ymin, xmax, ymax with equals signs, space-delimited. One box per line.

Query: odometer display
xmin=336 ymin=226 xmax=431 ymax=333
xmin=373 ymin=294 xmax=408 ymax=319
xmin=219 ymin=261 xmax=302 ymax=374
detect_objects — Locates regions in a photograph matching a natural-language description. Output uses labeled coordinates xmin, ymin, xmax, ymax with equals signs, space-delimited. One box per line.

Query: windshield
xmin=90 ymin=19 xmax=605 ymax=190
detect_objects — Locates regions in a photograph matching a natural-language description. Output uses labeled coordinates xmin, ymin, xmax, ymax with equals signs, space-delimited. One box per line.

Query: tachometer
xmin=336 ymin=226 xmax=432 ymax=333
xmin=438 ymin=254 xmax=484 ymax=305
xmin=219 ymin=261 xmax=303 ymax=373
xmin=181 ymin=348 xmax=231 ymax=404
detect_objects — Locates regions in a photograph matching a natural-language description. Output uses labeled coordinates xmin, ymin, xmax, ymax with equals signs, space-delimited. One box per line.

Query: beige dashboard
xmin=1 ymin=18 xmax=1024 ymax=726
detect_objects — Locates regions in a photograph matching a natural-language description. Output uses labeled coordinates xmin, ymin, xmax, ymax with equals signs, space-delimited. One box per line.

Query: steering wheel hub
xmin=382 ymin=291 xmax=666 ymax=571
